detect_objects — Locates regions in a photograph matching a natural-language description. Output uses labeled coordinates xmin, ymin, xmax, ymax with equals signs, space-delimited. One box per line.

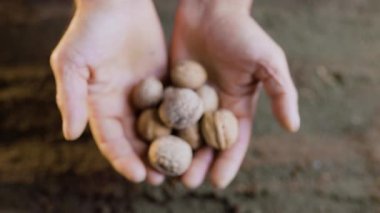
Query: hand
xmin=171 ymin=0 xmax=300 ymax=188
xmin=50 ymin=0 xmax=166 ymax=184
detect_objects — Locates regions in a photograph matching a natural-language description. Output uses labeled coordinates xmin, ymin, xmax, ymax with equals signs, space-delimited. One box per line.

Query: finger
xmin=208 ymin=86 xmax=258 ymax=189
xmin=257 ymin=54 xmax=300 ymax=132
xmin=181 ymin=147 xmax=214 ymax=189
xmin=210 ymin=118 xmax=252 ymax=189
xmin=249 ymin=21 xmax=300 ymax=131
xmin=117 ymin=99 xmax=166 ymax=186
xmin=125 ymin=122 xmax=166 ymax=186
xmin=146 ymin=167 xmax=165 ymax=186
xmin=88 ymin=93 xmax=146 ymax=183
xmin=50 ymin=53 xmax=89 ymax=140
xmin=120 ymin=96 xmax=166 ymax=186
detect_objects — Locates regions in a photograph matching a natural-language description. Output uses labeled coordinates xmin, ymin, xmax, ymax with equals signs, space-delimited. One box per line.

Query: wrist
xmin=76 ymin=0 xmax=153 ymax=12
xmin=180 ymin=0 xmax=253 ymax=14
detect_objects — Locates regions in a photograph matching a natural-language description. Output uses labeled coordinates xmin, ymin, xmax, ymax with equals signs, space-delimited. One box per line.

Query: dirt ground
xmin=1 ymin=0 xmax=380 ymax=212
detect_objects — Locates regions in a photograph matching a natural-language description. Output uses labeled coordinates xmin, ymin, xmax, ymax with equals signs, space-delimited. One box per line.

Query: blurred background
xmin=1 ymin=0 xmax=380 ymax=212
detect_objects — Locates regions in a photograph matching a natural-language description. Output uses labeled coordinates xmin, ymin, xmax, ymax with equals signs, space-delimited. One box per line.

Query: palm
xmin=51 ymin=2 xmax=167 ymax=183
xmin=171 ymin=5 xmax=299 ymax=188
xmin=174 ymin=14 xmax=263 ymax=115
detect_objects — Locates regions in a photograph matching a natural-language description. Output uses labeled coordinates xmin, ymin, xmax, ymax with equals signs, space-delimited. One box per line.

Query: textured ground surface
xmin=0 ymin=0 xmax=380 ymax=212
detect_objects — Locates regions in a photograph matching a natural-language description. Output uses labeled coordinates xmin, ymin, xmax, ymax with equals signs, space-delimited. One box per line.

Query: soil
xmin=0 ymin=0 xmax=379 ymax=212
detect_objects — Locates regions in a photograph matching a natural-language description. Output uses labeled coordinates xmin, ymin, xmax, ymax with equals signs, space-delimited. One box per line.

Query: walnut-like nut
xmin=159 ymin=87 xmax=204 ymax=129
xmin=177 ymin=123 xmax=203 ymax=150
xmin=171 ymin=60 xmax=207 ymax=89
xmin=196 ymin=85 xmax=219 ymax=112
xmin=137 ymin=109 xmax=171 ymax=142
xmin=132 ymin=77 xmax=163 ymax=110
xmin=201 ymin=109 xmax=239 ymax=150
xmin=148 ymin=135 xmax=193 ymax=176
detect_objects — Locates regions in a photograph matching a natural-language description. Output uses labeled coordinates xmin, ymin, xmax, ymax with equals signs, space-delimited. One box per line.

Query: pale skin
xmin=51 ymin=0 xmax=300 ymax=188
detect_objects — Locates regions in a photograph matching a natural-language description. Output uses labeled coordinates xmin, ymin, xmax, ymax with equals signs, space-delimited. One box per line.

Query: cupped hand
xmin=50 ymin=0 xmax=166 ymax=184
xmin=171 ymin=0 xmax=300 ymax=188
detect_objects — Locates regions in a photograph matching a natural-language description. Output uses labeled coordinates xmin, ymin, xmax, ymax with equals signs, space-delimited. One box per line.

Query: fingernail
xmin=182 ymin=176 xmax=201 ymax=189
xmin=150 ymin=178 xmax=165 ymax=186
xmin=129 ymin=164 xmax=146 ymax=183
xmin=211 ymin=171 xmax=232 ymax=189
xmin=135 ymin=169 xmax=147 ymax=183
xmin=288 ymin=106 xmax=300 ymax=132
xmin=213 ymin=178 xmax=229 ymax=189
xmin=147 ymin=172 xmax=165 ymax=186
xmin=62 ymin=120 xmax=72 ymax=140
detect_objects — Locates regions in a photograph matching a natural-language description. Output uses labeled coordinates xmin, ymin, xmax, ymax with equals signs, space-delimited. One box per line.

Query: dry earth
xmin=0 ymin=0 xmax=379 ymax=212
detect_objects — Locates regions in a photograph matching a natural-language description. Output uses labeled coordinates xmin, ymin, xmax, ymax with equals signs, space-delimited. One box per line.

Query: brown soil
xmin=0 ymin=0 xmax=379 ymax=212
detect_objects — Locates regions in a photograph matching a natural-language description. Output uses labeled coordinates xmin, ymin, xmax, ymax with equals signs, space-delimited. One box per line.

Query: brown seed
xmin=148 ymin=135 xmax=193 ymax=176
xmin=196 ymin=84 xmax=219 ymax=112
xmin=132 ymin=77 xmax=163 ymax=110
xmin=171 ymin=60 xmax=207 ymax=89
xmin=159 ymin=87 xmax=204 ymax=129
xmin=201 ymin=109 xmax=239 ymax=150
xmin=177 ymin=123 xmax=203 ymax=150
xmin=137 ymin=109 xmax=171 ymax=142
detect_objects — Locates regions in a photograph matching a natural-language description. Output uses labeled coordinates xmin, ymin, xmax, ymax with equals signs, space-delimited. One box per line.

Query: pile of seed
xmin=132 ymin=61 xmax=238 ymax=176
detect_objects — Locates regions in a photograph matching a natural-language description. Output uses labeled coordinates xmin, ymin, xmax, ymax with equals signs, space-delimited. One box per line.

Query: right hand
xmin=50 ymin=0 xmax=167 ymax=184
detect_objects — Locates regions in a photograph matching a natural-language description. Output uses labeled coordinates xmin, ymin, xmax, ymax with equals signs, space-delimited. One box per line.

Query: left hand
xmin=171 ymin=0 xmax=300 ymax=188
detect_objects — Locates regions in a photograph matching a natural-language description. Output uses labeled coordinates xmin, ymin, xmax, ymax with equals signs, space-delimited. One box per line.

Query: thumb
xmin=50 ymin=51 xmax=89 ymax=140
xmin=249 ymin=20 xmax=300 ymax=132
xmin=255 ymin=50 xmax=300 ymax=132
